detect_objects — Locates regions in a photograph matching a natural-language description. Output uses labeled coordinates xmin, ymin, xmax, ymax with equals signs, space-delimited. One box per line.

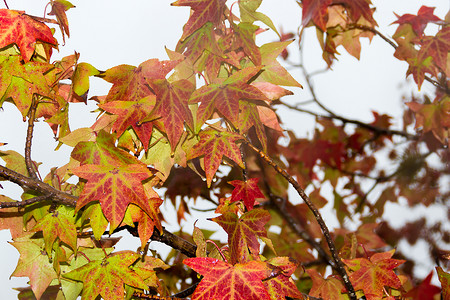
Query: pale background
xmin=0 ymin=0 xmax=448 ymax=298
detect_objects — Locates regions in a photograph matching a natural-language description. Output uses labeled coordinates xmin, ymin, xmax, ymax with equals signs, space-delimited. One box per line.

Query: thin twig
xmin=0 ymin=194 xmax=52 ymax=208
xmin=3 ymin=0 xmax=8 ymax=9
xmin=132 ymin=292 xmax=186 ymax=299
xmin=279 ymin=100 xmax=418 ymax=139
xmin=0 ymin=165 xmax=77 ymax=206
xmin=25 ymin=96 xmax=39 ymax=179
xmin=351 ymin=24 xmax=448 ymax=93
xmin=245 ymin=140 xmax=357 ymax=300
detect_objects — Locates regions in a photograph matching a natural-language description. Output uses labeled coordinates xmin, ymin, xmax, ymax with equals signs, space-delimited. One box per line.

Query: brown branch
xmin=279 ymin=100 xmax=418 ymax=139
xmin=244 ymin=141 xmax=357 ymax=300
xmin=150 ymin=228 xmax=198 ymax=258
xmin=132 ymin=292 xmax=186 ymax=299
xmin=25 ymin=96 xmax=39 ymax=179
xmin=0 ymin=194 xmax=52 ymax=208
xmin=0 ymin=165 xmax=77 ymax=206
xmin=3 ymin=0 xmax=8 ymax=9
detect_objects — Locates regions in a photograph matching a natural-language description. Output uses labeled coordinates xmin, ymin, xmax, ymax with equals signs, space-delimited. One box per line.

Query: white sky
xmin=0 ymin=0 xmax=448 ymax=298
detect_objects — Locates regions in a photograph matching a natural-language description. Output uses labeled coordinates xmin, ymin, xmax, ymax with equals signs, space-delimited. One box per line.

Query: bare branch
xmin=0 ymin=194 xmax=52 ymax=208
xmin=25 ymin=96 xmax=39 ymax=179
xmin=279 ymin=100 xmax=418 ymax=139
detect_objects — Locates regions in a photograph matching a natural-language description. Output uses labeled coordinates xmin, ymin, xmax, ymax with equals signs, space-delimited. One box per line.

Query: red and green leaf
xmin=228 ymin=178 xmax=265 ymax=211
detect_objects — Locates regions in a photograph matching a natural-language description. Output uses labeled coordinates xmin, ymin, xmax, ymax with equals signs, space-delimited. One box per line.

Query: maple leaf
xmin=32 ymin=206 xmax=77 ymax=256
xmin=48 ymin=0 xmax=75 ymax=43
xmin=403 ymin=271 xmax=441 ymax=300
xmin=393 ymin=6 xmax=441 ymax=36
xmin=228 ymin=178 xmax=265 ymax=210
xmin=333 ymin=0 xmax=376 ymax=25
xmin=343 ymin=250 xmax=405 ymax=300
xmin=171 ymin=0 xmax=227 ymax=40
xmin=145 ymin=78 xmax=195 ymax=150
xmin=72 ymin=163 xmax=161 ymax=231
xmin=0 ymin=9 xmax=58 ymax=62
xmin=63 ymin=251 xmax=147 ymax=300
xmin=407 ymin=98 xmax=450 ymax=145
xmin=99 ymin=59 xmax=180 ymax=103
xmin=71 ymin=130 xmax=140 ymax=166
xmin=187 ymin=128 xmax=245 ymax=187
xmin=416 ymin=27 xmax=450 ymax=73
xmin=176 ymin=22 xmax=221 ymax=63
xmin=239 ymin=0 xmax=280 ymax=36
xmin=212 ymin=208 xmax=270 ymax=264
xmin=72 ymin=62 xmax=100 ymax=96
xmin=184 ymin=257 xmax=271 ymax=300
xmin=0 ymin=196 xmax=24 ymax=239
xmin=127 ymin=203 xmax=163 ymax=249
xmin=10 ymin=236 xmax=58 ymax=300
xmin=301 ymin=0 xmax=333 ymax=31
xmin=190 ymin=66 xmax=268 ymax=129
xmin=233 ymin=22 xmax=262 ymax=65
xmin=263 ymin=256 xmax=303 ymax=300
xmin=436 ymin=267 xmax=450 ymax=300
xmin=257 ymin=41 xmax=303 ymax=87
xmin=99 ymin=95 xmax=156 ymax=151
xmin=307 ymin=269 xmax=348 ymax=300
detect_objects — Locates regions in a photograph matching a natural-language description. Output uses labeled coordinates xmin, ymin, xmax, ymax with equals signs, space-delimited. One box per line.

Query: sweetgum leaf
xmin=100 ymin=95 xmax=156 ymax=151
xmin=72 ymin=163 xmax=160 ymax=231
xmin=0 ymin=9 xmax=58 ymax=62
xmin=239 ymin=0 xmax=280 ymax=36
xmin=228 ymin=178 xmax=265 ymax=211
xmin=99 ymin=59 xmax=180 ymax=103
xmin=263 ymin=256 xmax=302 ymax=300
xmin=189 ymin=66 xmax=268 ymax=129
xmin=48 ymin=0 xmax=75 ymax=43
xmin=258 ymin=41 xmax=303 ymax=87
xmin=0 ymin=195 xmax=24 ymax=239
xmin=32 ymin=205 xmax=77 ymax=256
xmin=145 ymin=79 xmax=195 ymax=150
xmin=71 ymin=130 xmax=139 ymax=166
xmin=63 ymin=251 xmax=147 ymax=300
xmin=184 ymin=257 xmax=271 ymax=300
xmin=10 ymin=236 xmax=58 ymax=300
xmin=212 ymin=208 xmax=270 ymax=264
xmin=127 ymin=203 xmax=163 ymax=249
xmin=172 ymin=0 xmax=227 ymax=40
xmin=436 ymin=267 xmax=450 ymax=300
xmin=72 ymin=62 xmax=99 ymax=96
xmin=307 ymin=269 xmax=348 ymax=300
xmin=393 ymin=6 xmax=441 ymax=36
xmin=301 ymin=0 xmax=333 ymax=31
xmin=343 ymin=250 xmax=405 ymax=300
xmin=187 ymin=128 xmax=244 ymax=187
xmin=403 ymin=271 xmax=441 ymax=300
xmin=233 ymin=22 xmax=261 ymax=65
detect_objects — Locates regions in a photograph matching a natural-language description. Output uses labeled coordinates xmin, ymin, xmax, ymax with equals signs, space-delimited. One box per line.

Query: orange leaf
xmin=0 ymin=9 xmax=57 ymax=62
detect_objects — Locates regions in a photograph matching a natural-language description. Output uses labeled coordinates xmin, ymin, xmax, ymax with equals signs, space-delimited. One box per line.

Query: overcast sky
xmin=0 ymin=0 xmax=448 ymax=298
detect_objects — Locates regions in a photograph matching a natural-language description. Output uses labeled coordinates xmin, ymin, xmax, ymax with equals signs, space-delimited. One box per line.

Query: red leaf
xmin=212 ymin=208 xmax=270 ymax=264
xmin=99 ymin=95 xmax=156 ymax=151
xmin=187 ymin=128 xmax=244 ymax=187
xmin=307 ymin=269 xmax=348 ymax=300
xmin=343 ymin=250 xmax=405 ymax=300
xmin=72 ymin=163 xmax=161 ymax=231
xmin=229 ymin=178 xmax=265 ymax=210
xmin=332 ymin=0 xmax=376 ymax=25
xmin=301 ymin=0 xmax=333 ymax=31
xmin=146 ymin=79 xmax=195 ymax=150
xmin=48 ymin=0 xmax=75 ymax=43
xmin=403 ymin=271 xmax=441 ymax=300
xmin=190 ymin=66 xmax=268 ymax=129
xmin=184 ymin=257 xmax=271 ymax=300
xmin=393 ymin=6 xmax=441 ymax=36
xmin=100 ymin=59 xmax=179 ymax=103
xmin=0 ymin=9 xmax=58 ymax=62
xmin=172 ymin=0 xmax=227 ymax=40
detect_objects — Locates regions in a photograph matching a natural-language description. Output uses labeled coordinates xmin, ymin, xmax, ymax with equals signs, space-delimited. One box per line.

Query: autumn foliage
xmin=0 ymin=0 xmax=449 ymax=299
